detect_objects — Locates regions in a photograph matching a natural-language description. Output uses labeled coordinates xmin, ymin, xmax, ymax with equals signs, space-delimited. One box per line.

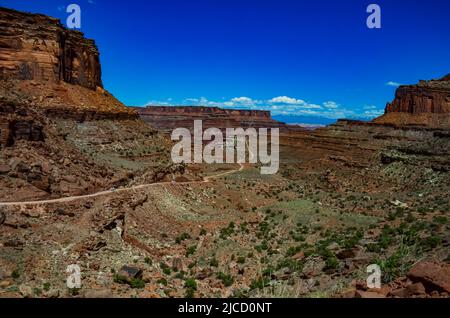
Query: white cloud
xmin=184 ymin=98 xmax=199 ymax=103
xmin=230 ymin=97 xmax=259 ymax=106
xmin=386 ymin=81 xmax=401 ymax=87
xmin=143 ymin=95 xmax=384 ymax=120
xmin=269 ymin=96 xmax=306 ymax=105
xmin=323 ymin=101 xmax=339 ymax=109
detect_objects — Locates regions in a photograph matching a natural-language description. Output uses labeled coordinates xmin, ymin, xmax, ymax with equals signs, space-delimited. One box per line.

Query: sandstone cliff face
xmin=385 ymin=75 xmax=450 ymax=114
xmin=0 ymin=7 xmax=102 ymax=90
xmin=375 ymin=75 xmax=450 ymax=128
xmin=0 ymin=7 xmax=135 ymax=117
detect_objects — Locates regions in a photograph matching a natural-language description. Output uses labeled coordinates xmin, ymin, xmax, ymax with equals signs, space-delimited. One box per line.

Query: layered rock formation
xmin=385 ymin=75 xmax=450 ymax=114
xmin=0 ymin=7 xmax=102 ymax=89
xmin=0 ymin=7 xmax=137 ymax=149
xmin=0 ymin=8 xmax=172 ymax=200
xmin=375 ymin=74 xmax=450 ymax=128
xmin=132 ymin=105 xmax=295 ymax=132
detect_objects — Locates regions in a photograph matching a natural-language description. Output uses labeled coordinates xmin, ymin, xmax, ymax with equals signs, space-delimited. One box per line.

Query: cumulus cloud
xmin=386 ymin=81 xmax=402 ymax=87
xmin=323 ymin=101 xmax=339 ymax=109
xmin=269 ymin=96 xmax=306 ymax=105
xmin=230 ymin=97 xmax=259 ymax=106
xmin=144 ymin=95 xmax=384 ymax=120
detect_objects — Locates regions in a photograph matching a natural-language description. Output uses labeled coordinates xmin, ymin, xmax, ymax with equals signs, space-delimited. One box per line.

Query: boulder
xmin=408 ymin=261 xmax=450 ymax=293
xmin=116 ymin=265 xmax=143 ymax=284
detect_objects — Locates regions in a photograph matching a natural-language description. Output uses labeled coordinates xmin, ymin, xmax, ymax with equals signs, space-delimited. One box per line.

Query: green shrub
xmin=43 ymin=282 xmax=51 ymax=292
xmin=11 ymin=270 xmax=20 ymax=279
xmin=129 ymin=278 xmax=146 ymax=289
xmin=250 ymin=277 xmax=270 ymax=290
xmin=210 ymin=257 xmax=219 ymax=267
xmin=185 ymin=278 xmax=197 ymax=290
xmin=217 ymin=272 xmax=234 ymax=287
xmin=420 ymin=235 xmax=442 ymax=250
xmin=175 ymin=232 xmax=191 ymax=244
xmin=186 ymin=245 xmax=197 ymax=257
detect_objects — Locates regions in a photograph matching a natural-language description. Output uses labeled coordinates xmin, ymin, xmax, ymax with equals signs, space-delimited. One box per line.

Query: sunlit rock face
xmin=385 ymin=75 xmax=450 ymax=114
xmin=374 ymin=75 xmax=450 ymax=128
xmin=0 ymin=7 xmax=102 ymax=90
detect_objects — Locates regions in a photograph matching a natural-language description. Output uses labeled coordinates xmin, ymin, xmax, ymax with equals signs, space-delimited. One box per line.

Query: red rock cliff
xmin=375 ymin=75 xmax=450 ymax=128
xmin=0 ymin=7 xmax=102 ymax=90
xmin=385 ymin=75 xmax=450 ymax=114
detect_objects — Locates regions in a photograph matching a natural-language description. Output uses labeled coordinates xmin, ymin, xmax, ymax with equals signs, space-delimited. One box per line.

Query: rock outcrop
xmin=0 ymin=6 xmax=136 ymax=146
xmin=0 ymin=7 xmax=102 ymax=89
xmin=385 ymin=75 xmax=450 ymax=114
xmin=0 ymin=7 xmax=173 ymax=201
xmin=375 ymin=74 xmax=450 ymax=128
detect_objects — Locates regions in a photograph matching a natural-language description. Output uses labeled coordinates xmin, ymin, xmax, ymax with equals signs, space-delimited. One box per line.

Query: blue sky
xmin=1 ymin=0 xmax=450 ymax=122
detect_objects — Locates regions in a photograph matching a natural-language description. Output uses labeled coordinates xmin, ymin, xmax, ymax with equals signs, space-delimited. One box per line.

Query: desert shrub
xmin=157 ymin=278 xmax=168 ymax=286
xmin=217 ymin=272 xmax=234 ymax=287
xmin=43 ymin=282 xmax=51 ymax=292
xmin=237 ymin=256 xmax=246 ymax=264
xmin=420 ymin=235 xmax=442 ymax=251
xmin=250 ymin=277 xmax=270 ymax=290
xmin=209 ymin=258 xmax=219 ymax=267
xmin=375 ymin=245 xmax=412 ymax=283
xmin=220 ymin=222 xmax=235 ymax=239
xmin=186 ymin=245 xmax=197 ymax=257
xmin=176 ymin=232 xmax=191 ymax=244
xmin=129 ymin=278 xmax=146 ymax=289
xmin=160 ymin=262 xmax=172 ymax=275
xmin=11 ymin=270 xmax=20 ymax=279
xmin=185 ymin=278 xmax=197 ymax=290
xmin=433 ymin=216 xmax=447 ymax=225
xmin=277 ymin=258 xmax=304 ymax=272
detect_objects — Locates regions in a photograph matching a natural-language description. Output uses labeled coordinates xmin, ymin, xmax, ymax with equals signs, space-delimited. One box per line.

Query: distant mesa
xmin=131 ymin=105 xmax=300 ymax=132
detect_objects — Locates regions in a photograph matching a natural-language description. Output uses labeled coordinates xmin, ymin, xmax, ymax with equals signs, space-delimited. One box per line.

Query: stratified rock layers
xmin=386 ymin=75 xmax=450 ymax=114
xmin=132 ymin=105 xmax=293 ymax=132
xmin=375 ymin=75 xmax=450 ymax=128
xmin=0 ymin=7 xmax=102 ymax=90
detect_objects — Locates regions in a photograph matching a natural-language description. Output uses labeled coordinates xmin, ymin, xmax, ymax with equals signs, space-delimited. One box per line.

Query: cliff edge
xmin=374 ymin=74 xmax=450 ymax=128
xmin=0 ymin=7 xmax=133 ymax=115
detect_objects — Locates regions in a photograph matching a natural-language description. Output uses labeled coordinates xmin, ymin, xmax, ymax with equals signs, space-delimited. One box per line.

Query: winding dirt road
xmin=0 ymin=163 xmax=245 ymax=207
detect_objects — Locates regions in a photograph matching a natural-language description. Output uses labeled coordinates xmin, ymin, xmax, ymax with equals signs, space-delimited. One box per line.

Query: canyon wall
xmin=0 ymin=7 xmax=102 ymax=89
xmin=385 ymin=75 xmax=450 ymax=114
xmin=375 ymin=74 xmax=450 ymax=128
xmin=0 ymin=7 xmax=138 ymax=150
